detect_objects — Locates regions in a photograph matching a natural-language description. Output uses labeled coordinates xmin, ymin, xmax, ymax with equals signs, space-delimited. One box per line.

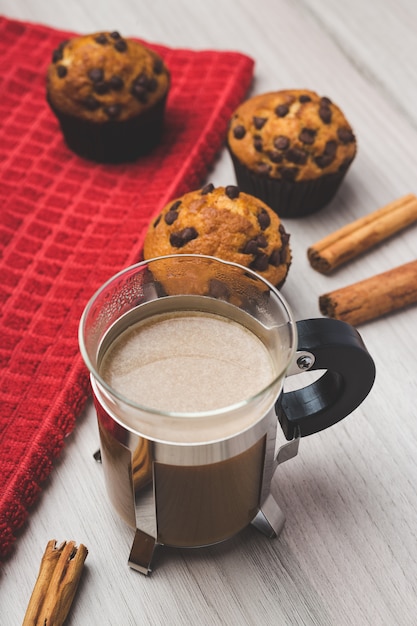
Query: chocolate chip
xmin=114 ymin=39 xmax=127 ymax=52
xmin=299 ymin=94 xmax=312 ymax=103
xmin=255 ymin=162 xmax=272 ymax=175
xmin=52 ymin=48 xmax=64 ymax=63
xmin=314 ymin=154 xmax=333 ymax=169
xmin=253 ymin=116 xmax=267 ymax=130
xmin=269 ymin=248 xmax=283 ymax=266
xmin=286 ymin=147 xmax=308 ymax=165
xmin=253 ymin=136 xmax=263 ymax=152
xmin=170 ymin=200 xmax=182 ymax=211
xmin=274 ymin=136 xmax=290 ymax=151
xmin=299 ymin=127 xmax=316 ymax=145
xmin=164 ymin=200 xmax=181 ymax=224
xmin=267 ymin=150 xmax=283 ymax=164
xmin=201 ymin=183 xmax=214 ymax=195
xmin=325 ymin=140 xmax=337 ymax=156
xmin=250 ymin=253 xmax=269 ymax=272
xmin=153 ymin=58 xmax=164 ymax=74
xmin=170 ymin=227 xmax=198 ymax=248
xmin=314 ymin=140 xmax=337 ymax=168
xmin=314 ymin=155 xmax=330 ymax=169
xmin=257 ymin=208 xmax=271 ymax=230
xmin=153 ymin=215 xmax=161 ymax=227
xmin=95 ymin=34 xmax=108 ymax=45
xmin=56 ymin=65 xmax=67 ymax=78
xmin=52 ymin=40 xmax=69 ymax=63
xmin=109 ymin=75 xmax=124 ymax=90
xmin=208 ymin=279 xmax=230 ymax=301
xmin=135 ymin=73 xmax=149 ymax=87
xmin=281 ymin=233 xmax=290 ymax=247
xmin=275 ymin=104 xmax=289 ymax=117
xmin=225 ymin=185 xmax=240 ymax=199
xmin=88 ymin=68 xmax=104 ymax=83
xmin=83 ymin=96 xmax=100 ymax=111
xmin=242 ymin=235 xmax=268 ymax=255
xmin=165 ymin=210 xmax=179 ymax=225
xmin=93 ymin=81 xmax=110 ymax=95
xmin=278 ymin=166 xmax=299 ymax=181
xmin=337 ymin=127 xmax=355 ymax=144
xmin=130 ymin=73 xmax=154 ymax=101
xmin=104 ymin=104 xmax=122 ymax=118
xmin=279 ymin=225 xmax=290 ymax=247
xmin=233 ymin=124 xmax=246 ymax=139
xmin=242 ymin=239 xmax=259 ymax=255
xmin=255 ymin=234 xmax=268 ymax=248
xmin=338 ymin=157 xmax=353 ymax=172
xmin=110 ymin=31 xmax=121 ymax=39
xmin=319 ymin=105 xmax=332 ymax=124
xmin=130 ymin=83 xmax=148 ymax=103
xmin=321 ymin=96 xmax=332 ymax=106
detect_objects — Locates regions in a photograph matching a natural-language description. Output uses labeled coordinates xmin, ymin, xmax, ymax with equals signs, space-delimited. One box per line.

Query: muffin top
xmin=46 ymin=31 xmax=170 ymax=123
xmin=143 ymin=183 xmax=292 ymax=288
xmin=227 ymin=90 xmax=357 ymax=182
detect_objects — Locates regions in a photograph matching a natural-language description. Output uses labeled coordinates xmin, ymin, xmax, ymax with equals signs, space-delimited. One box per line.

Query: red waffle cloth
xmin=0 ymin=16 xmax=254 ymax=560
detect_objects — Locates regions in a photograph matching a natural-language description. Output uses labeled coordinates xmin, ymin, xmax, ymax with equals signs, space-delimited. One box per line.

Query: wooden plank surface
xmin=1 ymin=1 xmax=417 ymax=624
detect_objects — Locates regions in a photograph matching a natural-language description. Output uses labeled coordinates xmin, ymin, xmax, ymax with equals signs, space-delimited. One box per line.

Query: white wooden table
xmin=2 ymin=1 xmax=417 ymax=624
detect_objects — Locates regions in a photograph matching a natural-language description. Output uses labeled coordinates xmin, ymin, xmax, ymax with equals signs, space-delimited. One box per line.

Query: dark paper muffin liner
xmin=47 ymin=94 xmax=168 ymax=164
xmin=228 ymin=150 xmax=352 ymax=218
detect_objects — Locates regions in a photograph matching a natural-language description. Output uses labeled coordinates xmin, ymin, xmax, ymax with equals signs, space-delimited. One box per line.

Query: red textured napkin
xmin=0 ymin=16 xmax=254 ymax=559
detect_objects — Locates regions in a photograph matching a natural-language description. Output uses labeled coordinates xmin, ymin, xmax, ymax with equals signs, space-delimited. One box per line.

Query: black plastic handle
xmin=277 ymin=318 xmax=376 ymax=440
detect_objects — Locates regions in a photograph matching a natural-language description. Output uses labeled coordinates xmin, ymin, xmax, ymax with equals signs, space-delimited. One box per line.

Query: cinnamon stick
xmin=308 ymin=194 xmax=417 ymax=274
xmin=23 ymin=540 xmax=88 ymax=626
xmin=319 ymin=259 xmax=417 ymax=325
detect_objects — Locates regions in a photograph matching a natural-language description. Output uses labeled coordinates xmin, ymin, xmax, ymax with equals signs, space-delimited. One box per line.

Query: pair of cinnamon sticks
xmin=308 ymin=193 xmax=417 ymax=325
xmin=23 ymin=540 xmax=88 ymax=626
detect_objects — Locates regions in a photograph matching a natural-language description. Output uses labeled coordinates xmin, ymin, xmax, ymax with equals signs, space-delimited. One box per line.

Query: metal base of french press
xmin=93 ymin=445 xmax=287 ymax=575
xmin=127 ymin=436 xmax=300 ymax=575
xmin=128 ymin=529 xmax=158 ymax=575
xmin=127 ymin=493 xmax=286 ymax=575
xmin=251 ymin=493 xmax=286 ymax=539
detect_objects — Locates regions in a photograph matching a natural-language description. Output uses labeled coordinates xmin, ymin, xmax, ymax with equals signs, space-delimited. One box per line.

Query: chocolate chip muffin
xmin=227 ymin=90 xmax=357 ymax=217
xmin=46 ymin=31 xmax=170 ymax=163
xmin=143 ymin=184 xmax=291 ymax=289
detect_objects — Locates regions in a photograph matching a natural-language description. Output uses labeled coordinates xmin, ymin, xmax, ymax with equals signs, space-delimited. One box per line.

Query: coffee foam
xmin=100 ymin=311 xmax=275 ymax=414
